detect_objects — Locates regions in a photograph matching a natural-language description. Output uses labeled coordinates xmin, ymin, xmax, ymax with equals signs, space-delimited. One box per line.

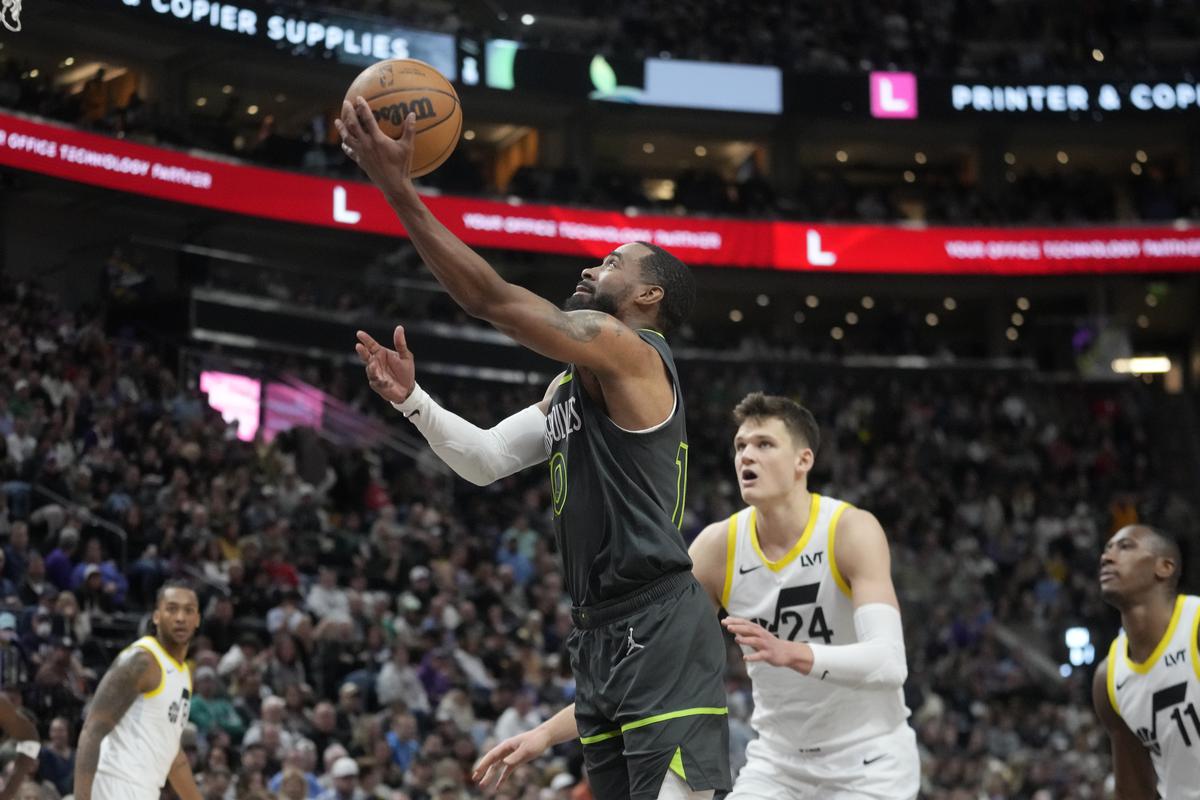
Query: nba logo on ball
xmin=870 ymin=72 xmax=918 ymax=119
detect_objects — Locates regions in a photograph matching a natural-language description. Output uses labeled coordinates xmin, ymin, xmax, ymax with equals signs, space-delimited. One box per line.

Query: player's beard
xmin=563 ymin=289 xmax=619 ymax=316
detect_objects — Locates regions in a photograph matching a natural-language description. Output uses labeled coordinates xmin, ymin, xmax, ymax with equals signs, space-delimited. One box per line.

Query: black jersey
xmin=544 ymin=328 xmax=693 ymax=606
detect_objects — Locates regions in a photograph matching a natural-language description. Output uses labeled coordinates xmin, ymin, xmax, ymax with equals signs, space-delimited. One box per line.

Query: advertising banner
xmin=2 ymin=112 xmax=1198 ymax=275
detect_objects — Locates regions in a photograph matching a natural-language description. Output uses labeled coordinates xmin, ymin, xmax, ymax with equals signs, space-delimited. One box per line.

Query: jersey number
xmin=671 ymin=442 xmax=688 ymax=529
xmin=1137 ymin=682 xmax=1200 ymax=753
xmin=751 ymin=583 xmax=834 ymax=644
xmin=550 ymin=453 xmax=567 ymax=516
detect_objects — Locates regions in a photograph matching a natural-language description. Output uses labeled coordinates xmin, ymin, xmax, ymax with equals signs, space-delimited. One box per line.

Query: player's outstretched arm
xmin=1092 ymin=658 xmax=1156 ymax=800
xmin=73 ymin=648 xmax=159 ymax=800
xmin=356 ymin=327 xmax=553 ymax=485
xmin=473 ymin=704 xmax=578 ymax=791
xmin=337 ymin=101 xmax=656 ymax=376
xmin=724 ymin=508 xmax=907 ymax=689
xmin=0 ymin=696 xmax=39 ymax=800
xmin=166 ymin=748 xmax=203 ymax=800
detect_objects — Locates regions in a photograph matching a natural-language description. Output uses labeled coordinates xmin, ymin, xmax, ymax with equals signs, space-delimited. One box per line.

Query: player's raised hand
xmin=724 ymin=616 xmax=810 ymax=670
xmin=472 ymin=727 xmax=551 ymax=791
xmin=335 ymin=98 xmax=416 ymax=194
xmin=355 ymin=326 xmax=416 ymax=405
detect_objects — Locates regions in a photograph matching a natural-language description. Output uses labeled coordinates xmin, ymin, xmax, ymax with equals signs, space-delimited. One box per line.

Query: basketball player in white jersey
xmin=74 ymin=582 xmax=202 ymax=800
xmin=476 ymin=393 xmax=918 ymax=798
xmin=1094 ymin=524 xmax=1200 ymax=799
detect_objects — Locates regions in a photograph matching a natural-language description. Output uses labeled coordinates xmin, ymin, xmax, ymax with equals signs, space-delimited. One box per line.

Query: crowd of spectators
xmin=305 ymin=0 xmax=1200 ymax=76
xmin=0 ymin=263 xmax=1195 ymax=800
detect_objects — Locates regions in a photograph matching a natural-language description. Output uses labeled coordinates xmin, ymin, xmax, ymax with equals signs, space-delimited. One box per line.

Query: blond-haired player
xmin=477 ymin=392 xmax=918 ymax=798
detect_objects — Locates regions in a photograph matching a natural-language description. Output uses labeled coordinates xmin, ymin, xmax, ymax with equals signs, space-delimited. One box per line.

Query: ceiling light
xmin=642 ymin=142 xmax=655 ymax=154
xmin=1006 ymin=327 xmax=1019 ymax=341
xmin=694 ymin=146 xmax=707 ymax=157
xmin=1017 ymin=297 xmax=1030 ymax=310
xmin=1004 ymin=152 xmax=1016 ymax=165
xmin=835 ymin=150 xmax=848 ymax=163
xmin=1135 ymin=150 xmax=1148 ymax=163
xmin=914 ymin=152 xmax=927 ymax=165
xmin=521 ymin=13 xmax=535 ymax=25
xmin=463 ymin=129 xmax=476 ymax=141
xmin=925 ymin=313 xmax=939 ymax=327
xmin=793 ymin=311 xmax=806 ymax=324
xmin=861 ymin=296 xmax=875 ymax=309
xmin=831 ymin=326 xmax=844 ymax=340
xmin=903 ymin=170 xmax=916 ymax=183
xmin=1111 ymin=356 xmax=1170 ymax=374
xmin=756 ymin=294 xmax=770 ymax=307
xmin=805 ymin=295 xmax=819 ymax=308
xmin=1011 ymin=312 xmax=1024 ymax=326
xmin=943 ymin=297 xmax=957 ymax=311
xmin=1092 ymin=48 xmax=1105 ymax=62
xmin=1056 ymin=150 xmax=1069 ymax=164
xmin=729 ymin=309 xmax=743 ymax=322
xmin=845 ymin=311 xmax=859 ymax=325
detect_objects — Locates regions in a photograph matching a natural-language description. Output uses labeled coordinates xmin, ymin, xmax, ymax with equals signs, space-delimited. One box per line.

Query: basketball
xmin=344 ymin=58 xmax=462 ymax=178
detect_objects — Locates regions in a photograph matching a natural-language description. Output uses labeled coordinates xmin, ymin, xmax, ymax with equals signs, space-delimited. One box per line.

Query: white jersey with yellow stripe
xmin=1106 ymin=594 xmax=1200 ymax=800
xmin=96 ymin=636 xmax=193 ymax=794
xmin=722 ymin=493 xmax=910 ymax=752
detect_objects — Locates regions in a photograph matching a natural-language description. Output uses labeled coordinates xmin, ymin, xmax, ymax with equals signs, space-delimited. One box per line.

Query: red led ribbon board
xmin=2 ymin=111 xmax=1199 ymax=274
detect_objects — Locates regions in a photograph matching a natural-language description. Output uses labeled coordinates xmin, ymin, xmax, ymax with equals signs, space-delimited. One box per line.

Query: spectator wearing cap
xmin=0 ymin=610 xmax=29 ymax=688
xmin=190 ymin=665 xmax=248 ymax=741
xmin=76 ymin=564 xmax=115 ymax=615
xmin=407 ymin=566 xmax=434 ymax=608
xmin=317 ymin=757 xmax=365 ymax=800
xmin=68 ymin=538 xmax=126 ymax=606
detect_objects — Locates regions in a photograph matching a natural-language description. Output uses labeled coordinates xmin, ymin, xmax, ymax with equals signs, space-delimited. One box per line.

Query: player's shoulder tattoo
xmin=555 ymin=310 xmax=610 ymax=343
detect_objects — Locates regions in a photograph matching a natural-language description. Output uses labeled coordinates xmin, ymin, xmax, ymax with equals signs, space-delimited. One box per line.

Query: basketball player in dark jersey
xmin=342 ymin=102 xmax=730 ymax=798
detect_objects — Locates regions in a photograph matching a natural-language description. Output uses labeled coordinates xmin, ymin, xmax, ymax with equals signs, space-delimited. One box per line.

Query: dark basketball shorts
xmin=568 ymin=571 xmax=732 ymax=800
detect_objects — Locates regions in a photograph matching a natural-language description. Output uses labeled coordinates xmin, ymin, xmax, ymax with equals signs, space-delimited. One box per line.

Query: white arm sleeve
xmin=391 ymin=383 xmax=549 ymax=486
xmin=805 ymin=603 xmax=907 ymax=690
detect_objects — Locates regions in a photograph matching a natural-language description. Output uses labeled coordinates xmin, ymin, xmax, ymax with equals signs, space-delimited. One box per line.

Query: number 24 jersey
xmin=722 ymin=494 xmax=910 ymax=752
xmin=1106 ymin=594 xmax=1200 ymax=799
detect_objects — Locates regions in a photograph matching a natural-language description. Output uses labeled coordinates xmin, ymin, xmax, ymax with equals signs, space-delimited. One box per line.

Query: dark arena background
xmin=1 ymin=1 xmax=1199 ymax=799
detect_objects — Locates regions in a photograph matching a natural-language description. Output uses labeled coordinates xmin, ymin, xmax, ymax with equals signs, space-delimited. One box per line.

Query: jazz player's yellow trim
xmin=1190 ymin=601 xmax=1200 ymax=685
xmin=559 ymin=373 xmax=573 ymax=385
xmin=750 ymin=494 xmax=821 ymax=572
xmin=638 ymin=328 xmax=666 ymax=339
xmin=133 ymin=639 xmax=168 ymax=698
xmin=827 ymin=501 xmax=854 ymax=598
xmin=721 ymin=514 xmax=738 ymax=609
xmin=1106 ymin=638 xmax=1121 ymax=716
xmin=1123 ymin=594 xmax=1186 ymax=675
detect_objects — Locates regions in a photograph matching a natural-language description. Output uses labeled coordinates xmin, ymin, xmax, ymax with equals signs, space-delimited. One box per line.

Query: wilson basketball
xmin=345 ymin=59 xmax=462 ymax=178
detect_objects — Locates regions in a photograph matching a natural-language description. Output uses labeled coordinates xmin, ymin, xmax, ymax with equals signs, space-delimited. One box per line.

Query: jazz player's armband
xmin=806 ymin=603 xmax=907 ymax=690
xmin=392 ymin=383 xmax=550 ymax=486
xmin=14 ymin=740 xmax=40 ymax=759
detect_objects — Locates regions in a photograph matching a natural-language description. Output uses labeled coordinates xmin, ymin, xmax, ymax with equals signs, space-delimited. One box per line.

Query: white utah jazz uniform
xmin=1106 ymin=594 xmax=1200 ymax=799
xmin=723 ymin=494 xmax=919 ymax=799
xmin=94 ymin=636 xmax=193 ymax=800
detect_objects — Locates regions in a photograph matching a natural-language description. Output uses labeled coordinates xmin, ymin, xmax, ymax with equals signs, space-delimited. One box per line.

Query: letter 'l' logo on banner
xmin=333 ymin=186 xmax=362 ymax=224
xmin=870 ymin=72 xmax=918 ymax=119
xmin=806 ymin=230 xmax=836 ymax=267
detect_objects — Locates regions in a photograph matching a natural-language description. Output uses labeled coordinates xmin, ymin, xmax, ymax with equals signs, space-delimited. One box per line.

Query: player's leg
xmin=657 ymin=771 xmax=715 ymax=800
xmin=569 ymin=625 xmax=633 ymax=799
xmin=727 ymin=737 xmax=815 ymax=800
xmin=615 ymin=577 xmax=733 ymax=800
xmin=811 ymin=725 xmax=921 ymax=800
xmin=579 ymin=733 xmax=632 ymax=799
